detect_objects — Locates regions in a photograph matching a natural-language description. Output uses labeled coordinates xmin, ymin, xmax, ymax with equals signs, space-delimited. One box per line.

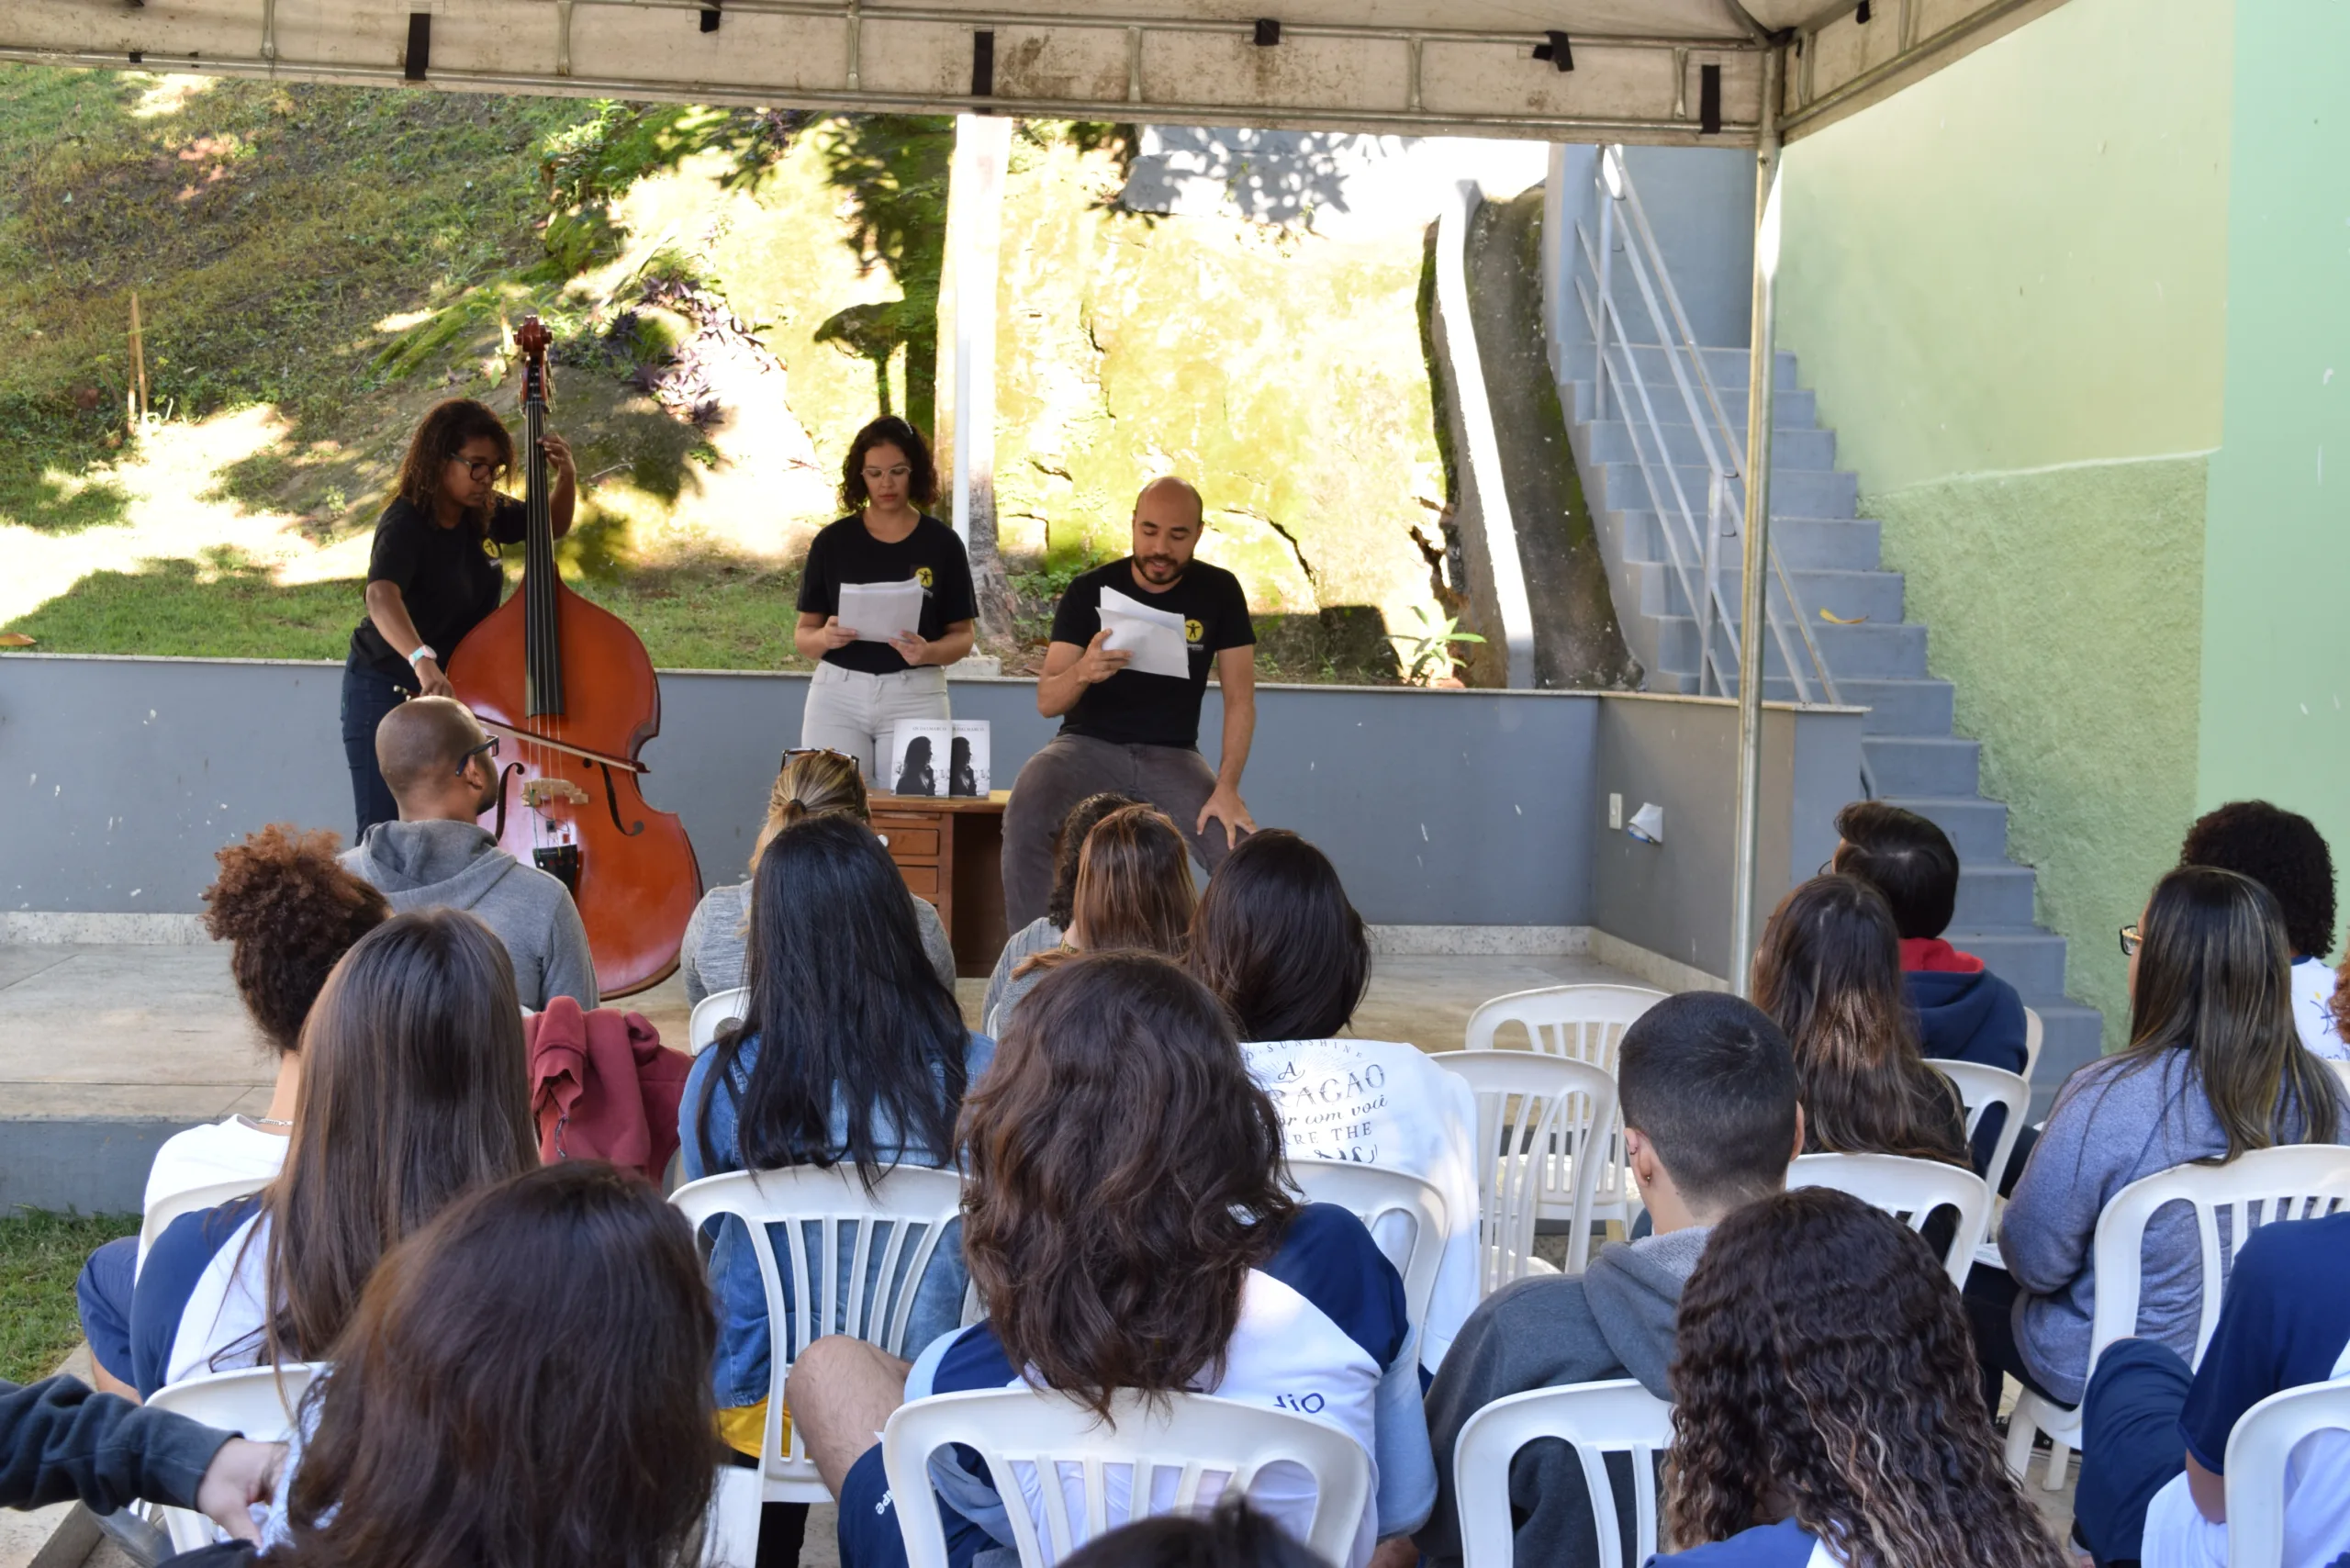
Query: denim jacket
xmin=679 ymin=1030 xmax=994 ymax=1410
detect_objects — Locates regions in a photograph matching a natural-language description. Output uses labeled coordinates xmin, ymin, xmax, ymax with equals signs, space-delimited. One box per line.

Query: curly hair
xmin=838 ymin=415 xmax=938 ymax=513
xmin=393 ymin=398 xmax=515 ymax=538
xmin=1046 ymin=792 xmax=1140 ymax=930
xmin=1664 ymin=1187 xmax=2072 ymax=1568
xmin=201 ymin=824 xmax=392 ymax=1056
xmin=2180 ymin=800 xmax=2337 ymax=959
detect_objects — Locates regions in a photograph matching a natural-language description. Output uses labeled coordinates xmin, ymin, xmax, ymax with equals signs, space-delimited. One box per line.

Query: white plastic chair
xmin=2022 ymin=1005 xmax=2043 ymax=1082
xmin=147 ymin=1362 xmax=327 ymax=1553
xmin=689 ymin=987 xmax=751 ymax=1055
xmin=2003 ymin=1143 xmax=2350 ymax=1489
xmin=1427 ymin=1050 xmax=1617 ymax=1286
xmin=1454 ymin=1379 xmax=1674 ymax=1568
xmin=671 ymin=1164 xmax=968 ymax=1559
xmin=1784 ymin=1152 xmax=1990 ymax=1288
xmin=1926 ymin=1058 xmax=2031 ymax=1194
xmin=138 ymin=1175 xmax=272 ymax=1274
xmin=881 ymin=1388 xmax=1371 ymax=1568
xmin=1463 ymin=984 xmax=1665 ymax=1232
xmin=1288 ymin=1160 xmax=1449 ymax=1352
xmin=2328 ymin=1058 xmax=2350 ymax=1095
xmin=2224 ymin=1373 xmax=2350 ymax=1568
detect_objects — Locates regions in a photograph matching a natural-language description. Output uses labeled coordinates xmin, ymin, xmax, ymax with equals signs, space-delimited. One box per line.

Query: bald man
xmin=1002 ymin=476 xmax=1259 ymax=929
xmin=339 ymin=696 xmax=599 ymax=1010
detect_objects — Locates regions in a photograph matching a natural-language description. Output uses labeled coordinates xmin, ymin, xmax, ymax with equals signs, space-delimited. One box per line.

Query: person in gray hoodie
xmin=340 ymin=696 xmax=599 ymax=1011
xmin=1415 ymin=991 xmax=1803 ymax=1568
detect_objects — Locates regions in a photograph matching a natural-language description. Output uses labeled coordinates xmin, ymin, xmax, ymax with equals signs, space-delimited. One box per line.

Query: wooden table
xmin=869 ymin=792 xmax=1009 ymax=979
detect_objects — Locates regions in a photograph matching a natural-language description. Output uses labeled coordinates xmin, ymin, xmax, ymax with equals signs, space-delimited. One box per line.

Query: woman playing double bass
xmin=341 ymin=399 xmax=576 ymax=835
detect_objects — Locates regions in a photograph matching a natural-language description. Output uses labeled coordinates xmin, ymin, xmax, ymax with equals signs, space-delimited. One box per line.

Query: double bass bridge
xmin=522 ymin=777 xmax=593 ymax=810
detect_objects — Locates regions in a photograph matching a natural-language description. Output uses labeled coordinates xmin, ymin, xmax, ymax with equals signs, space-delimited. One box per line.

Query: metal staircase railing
xmin=1570 ymin=145 xmax=1841 ymax=709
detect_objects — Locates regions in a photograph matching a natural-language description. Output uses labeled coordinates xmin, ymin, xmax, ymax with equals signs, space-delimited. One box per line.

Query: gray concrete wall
xmin=1549 ymin=143 xmax=1759 ymax=364
xmin=1589 ymin=694 xmax=1865 ymax=981
xmin=0 ymin=655 xmax=1599 ymax=928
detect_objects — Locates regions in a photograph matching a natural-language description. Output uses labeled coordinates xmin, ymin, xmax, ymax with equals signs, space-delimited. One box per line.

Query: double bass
xmin=448 ymin=318 xmax=701 ymax=996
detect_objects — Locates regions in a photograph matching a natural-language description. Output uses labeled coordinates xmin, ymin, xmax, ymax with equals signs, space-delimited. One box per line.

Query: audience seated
xmin=1416 ymin=992 xmax=1800 ymax=1568
xmin=1832 ymin=801 xmax=2030 ymax=1076
xmin=678 ymin=810 xmax=992 ymax=1566
xmin=197 ymin=1161 xmax=718 ymax=1568
xmin=1750 ymin=875 xmax=1972 ymax=1169
xmin=1654 ymin=1187 xmax=2072 ymax=1565
xmin=1188 ymin=828 xmax=1479 ymax=1372
xmin=1971 ymin=866 xmax=2350 ymax=1416
xmin=983 ymin=790 xmax=1138 ymax=1030
xmin=680 ymin=747 xmax=956 ymax=1005
xmin=2075 ymin=1209 xmax=2350 ymax=1568
xmin=2179 ymin=799 xmax=2346 ymax=1061
xmin=126 ymin=908 xmax=539 ymax=1399
xmin=338 ymin=697 xmax=598 ymax=1010
xmin=1060 ymin=1497 xmax=1337 ymax=1568
xmin=785 ymin=952 xmax=1435 ymax=1568
xmin=77 ymin=825 xmax=389 ymax=1400
xmin=986 ymin=803 xmax=1195 ymax=1036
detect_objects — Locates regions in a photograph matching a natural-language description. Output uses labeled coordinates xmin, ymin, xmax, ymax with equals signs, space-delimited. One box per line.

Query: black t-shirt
xmin=1050 ymin=558 xmax=1255 ymax=749
xmin=796 ymin=513 xmax=979 ymax=676
xmin=347 ymin=496 xmax=527 ymax=678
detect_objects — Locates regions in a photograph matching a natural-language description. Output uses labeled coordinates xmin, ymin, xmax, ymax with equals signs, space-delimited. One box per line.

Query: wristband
xmin=407 ymin=644 xmax=439 ymax=668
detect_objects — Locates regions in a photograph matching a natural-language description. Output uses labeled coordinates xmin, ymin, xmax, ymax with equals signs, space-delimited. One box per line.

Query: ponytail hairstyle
xmin=748 ymin=748 xmax=870 ymax=877
xmin=202 ymin=824 xmax=391 ymax=1056
xmin=393 ymin=398 xmax=514 ymax=540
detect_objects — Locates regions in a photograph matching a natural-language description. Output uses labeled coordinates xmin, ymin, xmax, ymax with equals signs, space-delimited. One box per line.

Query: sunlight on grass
xmin=0 ymin=1210 xmax=138 ymax=1384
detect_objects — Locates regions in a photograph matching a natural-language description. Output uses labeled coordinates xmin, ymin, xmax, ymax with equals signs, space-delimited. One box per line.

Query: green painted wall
xmin=2198 ymin=3 xmax=2350 ymax=913
xmin=1776 ymin=0 xmax=2232 ymax=1047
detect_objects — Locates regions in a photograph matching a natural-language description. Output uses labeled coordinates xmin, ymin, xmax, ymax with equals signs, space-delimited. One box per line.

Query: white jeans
xmin=800 ymin=662 xmax=951 ymax=784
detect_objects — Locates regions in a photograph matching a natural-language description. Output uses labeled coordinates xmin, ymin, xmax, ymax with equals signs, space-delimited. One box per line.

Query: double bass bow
xmin=447 ymin=317 xmax=702 ymax=997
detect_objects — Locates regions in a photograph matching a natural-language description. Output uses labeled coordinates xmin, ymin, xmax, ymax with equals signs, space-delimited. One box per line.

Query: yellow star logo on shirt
xmin=915 ymin=566 xmax=934 ymax=588
xmin=1186 ymin=619 xmax=1203 ymax=644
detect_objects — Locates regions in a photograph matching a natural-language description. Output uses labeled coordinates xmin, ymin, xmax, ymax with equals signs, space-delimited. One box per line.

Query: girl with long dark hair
xmin=792 ymin=417 xmax=976 ymax=783
xmin=341 ymin=397 xmax=575 ymax=835
xmin=129 ymin=909 xmax=538 ymax=1398
xmin=226 ymin=1162 xmax=718 ymax=1568
xmin=1976 ymin=866 xmax=2349 ymax=1410
xmin=784 ymin=952 xmax=1435 ymax=1568
xmin=1655 ymin=1186 xmax=2072 ymax=1566
xmin=678 ymin=810 xmax=991 ymax=1557
xmin=986 ymin=803 xmax=1194 ymax=1033
xmin=1750 ymin=875 xmax=1971 ymax=1167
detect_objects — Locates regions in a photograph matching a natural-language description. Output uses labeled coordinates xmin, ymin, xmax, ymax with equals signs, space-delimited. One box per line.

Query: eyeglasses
xmin=450 ymin=454 xmax=508 ymax=482
xmin=2119 ymin=923 xmax=2143 ymax=958
xmin=457 ymin=735 xmax=500 ymax=776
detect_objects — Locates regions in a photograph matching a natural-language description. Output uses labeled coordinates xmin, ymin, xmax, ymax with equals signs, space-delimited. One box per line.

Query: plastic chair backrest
xmin=2087 ymin=1144 xmax=2350 ymax=1369
xmin=2021 ymin=1006 xmax=2043 ymax=1081
xmin=1462 ymin=985 xmax=1663 ymax=1225
xmin=1453 ymin=1379 xmax=1673 ymax=1568
xmin=1925 ymin=1058 xmax=2031 ymax=1193
xmin=1427 ymin=1050 xmax=1617 ymax=1288
xmin=2329 ymin=1058 xmax=2350 ymax=1095
xmin=2223 ymin=1373 xmax=2350 ymax=1568
xmin=139 ymin=1175 xmax=273 ymax=1273
xmin=690 ymin=987 xmax=751 ymax=1056
xmin=1287 ymin=1161 xmax=1449 ymax=1350
xmin=881 ymin=1388 xmax=1372 ymax=1568
xmin=148 ymin=1363 xmax=326 ymax=1553
xmin=671 ymin=1164 xmax=967 ymax=1499
xmin=1785 ymin=1152 xmax=1991 ymax=1288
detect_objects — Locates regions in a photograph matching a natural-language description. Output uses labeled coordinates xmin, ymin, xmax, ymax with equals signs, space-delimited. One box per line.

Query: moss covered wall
xmin=1775 ymin=0 xmax=2232 ymax=1048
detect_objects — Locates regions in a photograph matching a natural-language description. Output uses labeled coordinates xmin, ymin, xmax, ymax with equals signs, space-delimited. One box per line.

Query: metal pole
xmin=1729 ymin=45 xmax=1784 ymax=999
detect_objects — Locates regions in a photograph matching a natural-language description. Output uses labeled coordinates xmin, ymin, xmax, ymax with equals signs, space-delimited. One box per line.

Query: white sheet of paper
xmin=836 ymin=579 xmax=925 ymax=644
xmin=1096 ymin=585 xmax=1192 ymax=678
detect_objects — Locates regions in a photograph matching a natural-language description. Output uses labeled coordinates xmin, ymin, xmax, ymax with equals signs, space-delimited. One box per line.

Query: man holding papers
xmin=1002 ymin=476 xmax=1259 ymax=928
xmin=793 ymin=417 xmax=977 ymax=783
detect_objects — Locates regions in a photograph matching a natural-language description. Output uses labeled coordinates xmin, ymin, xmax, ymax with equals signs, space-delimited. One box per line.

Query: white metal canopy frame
xmin=0 ymin=0 xmax=2065 ymax=145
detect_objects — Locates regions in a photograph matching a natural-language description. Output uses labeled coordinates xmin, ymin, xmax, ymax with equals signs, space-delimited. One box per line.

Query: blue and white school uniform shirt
xmin=2143 ymin=1211 xmax=2350 ymax=1568
xmin=845 ymin=1204 xmax=1435 ymax=1568
xmin=1646 ymin=1518 xmax=1841 ymax=1566
xmin=128 ymin=1195 xmax=274 ymax=1399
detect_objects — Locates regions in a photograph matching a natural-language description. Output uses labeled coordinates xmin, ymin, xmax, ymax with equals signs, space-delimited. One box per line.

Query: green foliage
xmin=1389 ymin=602 xmax=1484 ymax=684
xmin=0 ymin=1209 xmax=139 ymax=1383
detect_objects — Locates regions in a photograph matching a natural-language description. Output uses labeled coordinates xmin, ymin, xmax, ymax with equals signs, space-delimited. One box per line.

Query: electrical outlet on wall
xmin=1608 ymin=793 xmax=1623 ymax=830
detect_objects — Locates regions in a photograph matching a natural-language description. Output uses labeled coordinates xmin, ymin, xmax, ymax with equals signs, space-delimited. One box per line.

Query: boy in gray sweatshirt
xmin=1416 ymin=992 xmax=1804 ymax=1568
xmin=340 ymin=697 xmax=599 ymax=1011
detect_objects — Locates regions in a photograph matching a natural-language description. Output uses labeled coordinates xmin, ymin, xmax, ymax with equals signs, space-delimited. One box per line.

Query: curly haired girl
xmin=1657 ymin=1186 xmax=2071 ymax=1567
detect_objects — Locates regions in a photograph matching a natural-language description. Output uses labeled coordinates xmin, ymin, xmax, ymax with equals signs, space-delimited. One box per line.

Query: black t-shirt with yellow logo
xmin=1049 ymin=557 xmax=1255 ymax=750
xmin=797 ymin=513 xmax=978 ymax=675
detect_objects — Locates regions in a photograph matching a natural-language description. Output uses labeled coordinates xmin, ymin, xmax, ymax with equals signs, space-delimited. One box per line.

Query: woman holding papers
xmin=793 ymin=417 xmax=977 ymax=784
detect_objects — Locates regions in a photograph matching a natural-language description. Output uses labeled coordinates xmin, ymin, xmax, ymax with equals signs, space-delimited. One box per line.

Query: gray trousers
xmin=800 ymin=662 xmax=950 ymax=786
xmin=1001 ymin=734 xmax=1235 ymax=929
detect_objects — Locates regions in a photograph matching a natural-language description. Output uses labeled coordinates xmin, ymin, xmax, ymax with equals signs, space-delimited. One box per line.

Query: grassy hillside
xmin=0 ymin=68 xmax=1456 ymax=681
